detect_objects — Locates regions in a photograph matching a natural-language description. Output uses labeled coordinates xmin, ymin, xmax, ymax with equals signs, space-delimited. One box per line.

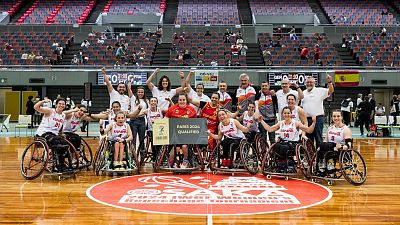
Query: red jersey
xmin=166 ymin=104 xmax=197 ymax=118
xmin=200 ymin=102 xmax=219 ymax=130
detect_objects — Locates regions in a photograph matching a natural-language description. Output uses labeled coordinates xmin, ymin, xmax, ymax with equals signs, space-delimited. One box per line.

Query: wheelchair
xmin=136 ymin=131 xmax=157 ymax=167
xmin=301 ymin=140 xmax=367 ymax=186
xmin=94 ymin=136 xmax=139 ymax=176
xmin=254 ymin=133 xmax=270 ymax=162
xmin=208 ymin=138 xmax=259 ymax=175
xmin=154 ymin=144 xmax=205 ymax=174
xmin=261 ymin=139 xmax=305 ymax=180
xmin=64 ymin=132 xmax=93 ymax=170
xmin=20 ymin=135 xmax=80 ymax=180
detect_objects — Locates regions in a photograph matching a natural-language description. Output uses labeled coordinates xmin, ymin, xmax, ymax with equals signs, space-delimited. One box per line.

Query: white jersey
xmin=279 ymin=120 xmax=300 ymax=142
xmin=102 ymin=110 xmax=116 ymax=128
xmin=147 ymin=108 xmax=163 ymax=131
xmin=63 ymin=114 xmax=80 ymax=133
xmin=242 ymin=111 xmax=259 ymax=132
xmin=291 ymin=106 xmax=300 ymax=122
xmin=130 ymin=96 xmax=148 ymax=116
xmin=219 ymin=118 xmax=245 ymax=139
xmin=109 ymin=89 xmax=130 ymax=112
xmin=327 ymin=125 xmax=347 ymax=145
xmin=108 ymin=122 xmax=129 ymax=141
xmin=276 ymin=89 xmax=298 ymax=118
xmin=151 ymin=88 xmax=177 ymax=112
xmin=36 ymin=109 xmax=65 ymax=136
xmin=189 ymin=89 xmax=210 ymax=115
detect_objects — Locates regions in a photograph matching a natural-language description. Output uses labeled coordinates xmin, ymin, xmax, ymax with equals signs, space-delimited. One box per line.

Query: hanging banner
xmin=195 ymin=70 xmax=218 ymax=89
xmin=267 ymin=72 xmax=319 ymax=86
xmin=97 ymin=71 xmax=147 ymax=85
xmin=334 ymin=71 xmax=360 ymax=87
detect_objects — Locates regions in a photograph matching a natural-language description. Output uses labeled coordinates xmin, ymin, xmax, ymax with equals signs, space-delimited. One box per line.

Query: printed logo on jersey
xmin=87 ymin=173 xmax=332 ymax=215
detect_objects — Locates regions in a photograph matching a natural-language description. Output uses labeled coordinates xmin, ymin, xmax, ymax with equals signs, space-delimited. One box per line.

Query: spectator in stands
xmin=390 ymin=95 xmax=399 ymax=125
xmin=28 ymin=52 xmax=35 ymax=61
xmin=375 ymin=103 xmax=385 ymax=116
xmin=275 ymin=27 xmax=283 ymax=40
xmin=314 ymin=33 xmax=322 ymax=41
xmin=171 ymin=44 xmax=178 ymax=54
xmin=197 ymin=60 xmax=204 ymax=67
xmin=173 ymin=33 xmax=179 ymax=42
xmin=224 ymin=35 xmax=230 ymax=43
xmin=4 ymin=43 xmax=13 ymax=51
xmin=379 ymin=27 xmax=387 ymax=37
xmin=341 ymin=97 xmax=353 ymax=126
xmin=156 ymin=25 xmax=163 ymax=44
xmin=289 ymin=26 xmax=295 ymax=35
xmin=137 ymin=48 xmax=146 ymax=66
xmin=316 ymin=59 xmax=323 ymax=67
xmin=357 ymin=96 xmax=372 ymax=136
xmin=26 ymin=96 xmax=35 ymax=128
xmin=265 ymin=40 xmax=274 ymax=48
xmin=129 ymin=52 xmax=137 ymax=66
xmin=81 ymin=40 xmax=90 ymax=48
xmin=236 ymin=73 xmax=256 ymax=115
xmin=71 ymin=55 xmax=79 ymax=65
xmin=266 ymin=59 xmax=273 ymax=68
xmin=366 ymin=52 xmax=375 ymax=64
xmin=205 ymin=30 xmax=211 ymax=37
xmin=231 ymin=44 xmax=239 ymax=58
xmin=369 ymin=31 xmax=377 ymax=37
xmin=21 ymin=48 xmax=28 ymax=60
xmin=314 ymin=44 xmax=320 ymax=63
xmin=178 ymin=35 xmax=185 ymax=44
xmin=106 ymin=45 xmax=114 ymax=51
xmin=394 ymin=43 xmax=400 ymax=52
xmin=35 ymin=52 xmax=43 ymax=61
xmin=175 ymin=51 xmax=184 ymax=61
xmin=88 ymin=31 xmax=96 ymax=37
xmin=236 ymin=36 xmax=243 ymax=45
xmin=290 ymin=32 xmax=298 ymax=41
xmin=263 ymin=48 xmax=272 ymax=60
xmin=197 ymin=47 xmax=205 ymax=57
xmin=144 ymin=29 xmax=153 ymax=40
xmin=300 ymin=46 xmax=309 ymax=60
xmin=97 ymin=37 xmax=105 ymax=44
xmin=381 ymin=9 xmax=388 ymax=15
xmin=115 ymin=44 xmax=125 ymax=60
xmin=183 ymin=49 xmax=193 ymax=61
xmin=211 ymin=58 xmax=218 ymax=68
xmin=234 ymin=61 xmax=241 ymax=67
xmin=273 ymin=41 xmax=282 ymax=48
xmin=239 ymin=44 xmax=248 ymax=56
xmin=51 ymin=41 xmax=59 ymax=51
xmin=114 ymin=60 xmax=121 ymax=69
xmin=225 ymin=59 xmax=232 ymax=67
xmin=297 ymin=44 xmax=303 ymax=52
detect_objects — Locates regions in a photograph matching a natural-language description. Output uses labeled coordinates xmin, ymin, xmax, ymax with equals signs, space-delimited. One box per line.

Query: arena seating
xmin=169 ymin=32 xmax=246 ymax=66
xmin=319 ymin=0 xmax=398 ymax=25
xmin=85 ymin=33 xmax=157 ymax=66
xmin=344 ymin=33 xmax=400 ymax=67
xmin=175 ymin=0 xmax=240 ymax=25
xmin=258 ymin=33 xmax=343 ymax=66
xmin=0 ymin=0 xmax=23 ymax=16
xmin=249 ymin=0 xmax=313 ymax=15
xmin=0 ymin=32 xmax=72 ymax=65
xmin=103 ymin=0 xmax=165 ymax=15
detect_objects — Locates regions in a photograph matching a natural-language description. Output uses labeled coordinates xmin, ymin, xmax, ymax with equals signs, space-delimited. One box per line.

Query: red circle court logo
xmin=86 ymin=173 xmax=332 ymax=215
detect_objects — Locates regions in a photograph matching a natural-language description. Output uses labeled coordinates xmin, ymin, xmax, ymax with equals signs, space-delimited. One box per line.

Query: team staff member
xmin=101 ymin=67 xmax=130 ymax=111
xmin=236 ymin=73 xmax=256 ymax=115
xmin=218 ymin=81 xmax=233 ymax=111
xmin=301 ymin=74 xmax=334 ymax=147
xmin=146 ymin=68 xmax=185 ymax=113
xmin=275 ymin=78 xmax=304 ymax=120
xmin=165 ymin=94 xmax=197 ymax=168
xmin=255 ymin=81 xmax=278 ymax=143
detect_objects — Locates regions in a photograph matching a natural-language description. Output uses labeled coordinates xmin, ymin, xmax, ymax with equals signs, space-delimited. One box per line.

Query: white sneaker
xmin=318 ymin=161 xmax=325 ymax=171
xmin=327 ymin=160 xmax=335 ymax=171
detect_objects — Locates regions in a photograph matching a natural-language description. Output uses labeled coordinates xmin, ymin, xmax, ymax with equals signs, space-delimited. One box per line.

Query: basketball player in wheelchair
xmin=259 ymin=106 xmax=316 ymax=178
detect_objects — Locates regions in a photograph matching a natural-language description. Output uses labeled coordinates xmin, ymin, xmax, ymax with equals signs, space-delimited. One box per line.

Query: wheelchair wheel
xmin=141 ymin=134 xmax=153 ymax=166
xmin=190 ymin=145 xmax=205 ymax=171
xmin=20 ymin=140 xmax=49 ymax=180
xmin=261 ymin=143 xmax=276 ymax=176
xmin=240 ymin=141 xmax=259 ymax=175
xmin=255 ymin=134 xmax=269 ymax=162
xmin=154 ymin=145 xmax=169 ymax=171
xmin=208 ymin=143 xmax=221 ymax=172
xmin=80 ymin=138 xmax=93 ymax=169
xmin=94 ymin=138 xmax=107 ymax=175
xmin=296 ymin=144 xmax=311 ymax=179
xmin=304 ymin=138 xmax=316 ymax=158
xmin=340 ymin=150 xmax=367 ymax=186
xmin=229 ymin=142 xmax=241 ymax=169
xmin=64 ymin=138 xmax=80 ymax=170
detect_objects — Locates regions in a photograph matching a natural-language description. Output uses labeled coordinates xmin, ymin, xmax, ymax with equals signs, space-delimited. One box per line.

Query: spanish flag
xmin=334 ymin=71 xmax=360 ymax=87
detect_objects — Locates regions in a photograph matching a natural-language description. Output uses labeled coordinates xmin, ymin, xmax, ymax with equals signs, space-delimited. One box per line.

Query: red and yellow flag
xmin=334 ymin=71 xmax=360 ymax=87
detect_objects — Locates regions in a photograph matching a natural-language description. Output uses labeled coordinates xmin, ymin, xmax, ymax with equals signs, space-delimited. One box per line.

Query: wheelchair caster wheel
xmin=285 ymin=176 xmax=289 ymax=181
xmin=312 ymin=178 xmax=316 ymax=183
xmin=212 ymin=171 xmax=217 ymax=175
xmin=327 ymin=180 xmax=333 ymax=186
xmin=266 ymin=174 xmax=272 ymax=179
xmin=58 ymin=176 xmax=61 ymax=181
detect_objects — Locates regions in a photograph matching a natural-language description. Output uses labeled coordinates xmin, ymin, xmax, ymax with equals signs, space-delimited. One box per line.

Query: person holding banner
xmin=208 ymin=108 xmax=250 ymax=169
xmin=101 ymin=67 xmax=130 ymax=112
xmin=146 ymin=68 xmax=186 ymax=113
xmin=165 ymin=93 xmax=197 ymax=168
xmin=188 ymin=92 xmax=220 ymax=150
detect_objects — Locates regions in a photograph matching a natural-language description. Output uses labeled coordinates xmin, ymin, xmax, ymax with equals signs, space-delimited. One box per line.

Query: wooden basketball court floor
xmin=1 ymin=137 xmax=399 ymax=225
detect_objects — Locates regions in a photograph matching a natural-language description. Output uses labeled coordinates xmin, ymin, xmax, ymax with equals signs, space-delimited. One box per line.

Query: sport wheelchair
xmin=94 ymin=136 xmax=140 ymax=176
xmin=64 ymin=132 xmax=93 ymax=170
xmin=299 ymin=140 xmax=367 ymax=186
xmin=20 ymin=135 xmax=80 ymax=180
xmin=154 ymin=144 xmax=205 ymax=174
xmin=208 ymin=138 xmax=259 ymax=175
xmin=261 ymin=138 xmax=315 ymax=180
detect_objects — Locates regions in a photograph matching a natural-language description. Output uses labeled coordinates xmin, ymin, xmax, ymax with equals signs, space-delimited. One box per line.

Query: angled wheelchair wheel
xmin=154 ymin=145 xmax=169 ymax=171
xmin=240 ymin=141 xmax=259 ymax=175
xmin=20 ymin=140 xmax=49 ymax=180
xmin=296 ymin=144 xmax=311 ymax=179
xmin=190 ymin=145 xmax=205 ymax=171
xmin=127 ymin=142 xmax=140 ymax=173
xmin=340 ymin=150 xmax=367 ymax=186
xmin=261 ymin=144 xmax=275 ymax=176
xmin=255 ymin=134 xmax=269 ymax=162
xmin=229 ymin=142 xmax=242 ymax=169
xmin=208 ymin=143 xmax=221 ymax=172
xmin=64 ymin=138 xmax=80 ymax=170
xmin=80 ymin=138 xmax=93 ymax=169
xmin=94 ymin=139 xmax=108 ymax=175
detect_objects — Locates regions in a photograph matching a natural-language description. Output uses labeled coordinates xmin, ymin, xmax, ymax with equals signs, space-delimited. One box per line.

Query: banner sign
xmin=97 ymin=71 xmax=147 ymax=85
xmin=195 ymin=70 xmax=218 ymax=89
xmin=268 ymin=72 xmax=319 ymax=86
xmin=153 ymin=118 xmax=208 ymax=145
xmin=334 ymin=71 xmax=360 ymax=87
